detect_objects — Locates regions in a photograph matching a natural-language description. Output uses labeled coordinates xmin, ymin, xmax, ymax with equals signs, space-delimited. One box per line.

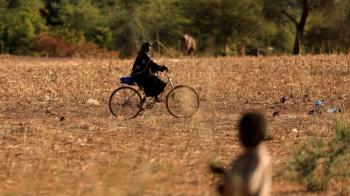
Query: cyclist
xmin=130 ymin=42 xmax=168 ymax=100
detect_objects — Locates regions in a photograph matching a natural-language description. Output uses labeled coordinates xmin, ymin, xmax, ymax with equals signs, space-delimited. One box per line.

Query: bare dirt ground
xmin=0 ymin=55 xmax=349 ymax=195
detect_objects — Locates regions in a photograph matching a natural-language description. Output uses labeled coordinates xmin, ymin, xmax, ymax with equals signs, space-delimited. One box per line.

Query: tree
xmin=1 ymin=0 xmax=348 ymax=56
xmin=304 ymin=0 xmax=350 ymax=53
xmin=140 ymin=0 xmax=187 ymax=55
xmin=181 ymin=0 xmax=271 ymax=55
xmin=41 ymin=0 xmax=111 ymax=48
xmin=108 ymin=1 xmax=145 ymax=57
xmin=263 ymin=0 xmax=335 ymax=55
xmin=40 ymin=0 xmax=72 ymax=26
xmin=0 ymin=0 xmax=7 ymax=52
xmin=1 ymin=0 xmax=45 ymax=53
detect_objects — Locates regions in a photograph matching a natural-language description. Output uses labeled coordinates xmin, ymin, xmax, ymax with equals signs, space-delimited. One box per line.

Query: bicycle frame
xmin=165 ymin=71 xmax=175 ymax=91
xmin=110 ymin=71 xmax=200 ymax=118
xmin=119 ymin=71 xmax=177 ymax=105
xmin=164 ymin=71 xmax=184 ymax=102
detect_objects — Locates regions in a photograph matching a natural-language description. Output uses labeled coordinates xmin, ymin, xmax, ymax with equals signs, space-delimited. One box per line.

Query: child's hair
xmin=238 ymin=112 xmax=267 ymax=148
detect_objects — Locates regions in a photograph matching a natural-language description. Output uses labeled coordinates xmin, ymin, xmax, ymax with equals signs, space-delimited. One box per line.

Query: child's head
xmin=238 ymin=112 xmax=267 ymax=148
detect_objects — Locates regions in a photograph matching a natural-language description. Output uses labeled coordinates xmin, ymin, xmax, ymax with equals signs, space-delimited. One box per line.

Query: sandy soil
xmin=0 ymin=55 xmax=349 ymax=195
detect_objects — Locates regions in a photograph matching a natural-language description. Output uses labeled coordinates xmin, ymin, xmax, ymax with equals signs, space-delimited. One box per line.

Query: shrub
xmin=75 ymin=41 xmax=119 ymax=58
xmin=290 ymin=118 xmax=350 ymax=192
xmin=1 ymin=0 xmax=45 ymax=54
xmin=32 ymin=33 xmax=118 ymax=58
xmin=32 ymin=33 xmax=75 ymax=57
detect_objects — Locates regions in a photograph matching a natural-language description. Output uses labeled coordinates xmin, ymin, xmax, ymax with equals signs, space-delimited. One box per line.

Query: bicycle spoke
xmin=166 ymin=85 xmax=199 ymax=118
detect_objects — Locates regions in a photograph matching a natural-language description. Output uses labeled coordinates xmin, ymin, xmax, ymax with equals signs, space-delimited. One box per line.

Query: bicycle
xmin=109 ymin=71 xmax=200 ymax=119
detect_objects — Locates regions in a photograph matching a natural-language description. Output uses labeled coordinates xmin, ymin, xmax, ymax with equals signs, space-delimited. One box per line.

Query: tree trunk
xmin=238 ymin=43 xmax=246 ymax=56
xmin=225 ymin=43 xmax=231 ymax=56
xmin=292 ymin=1 xmax=309 ymax=55
xmin=293 ymin=27 xmax=302 ymax=55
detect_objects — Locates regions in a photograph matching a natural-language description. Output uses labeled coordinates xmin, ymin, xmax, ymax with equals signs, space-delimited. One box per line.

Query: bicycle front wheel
xmin=109 ymin=86 xmax=142 ymax=119
xmin=166 ymin=85 xmax=199 ymax=118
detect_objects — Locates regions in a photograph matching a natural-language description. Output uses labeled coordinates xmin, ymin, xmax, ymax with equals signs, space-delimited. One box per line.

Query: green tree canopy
xmin=0 ymin=0 xmax=349 ymax=56
xmin=1 ymin=0 xmax=45 ymax=53
xmin=263 ymin=0 xmax=336 ymax=54
xmin=181 ymin=0 xmax=275 ymax=55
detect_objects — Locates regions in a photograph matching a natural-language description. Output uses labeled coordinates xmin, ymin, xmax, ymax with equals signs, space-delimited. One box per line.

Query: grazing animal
xmin=181 ymin=34 xmax=197 ymax=56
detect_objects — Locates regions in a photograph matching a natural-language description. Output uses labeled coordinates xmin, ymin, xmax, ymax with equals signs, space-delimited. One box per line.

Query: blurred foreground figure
xmin=211 ymin=112 xmax=271 ymax=196
xmin=181 ymin=34 xmax=197 ymax=56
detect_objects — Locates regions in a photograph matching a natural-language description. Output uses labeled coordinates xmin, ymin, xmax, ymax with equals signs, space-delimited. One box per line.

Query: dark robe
xmin=131 ymin=51 xmax=166 ymax=97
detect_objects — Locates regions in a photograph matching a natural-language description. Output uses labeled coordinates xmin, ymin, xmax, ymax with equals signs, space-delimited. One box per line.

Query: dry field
xmin=0 ymin=55 xmax=350 ymax=195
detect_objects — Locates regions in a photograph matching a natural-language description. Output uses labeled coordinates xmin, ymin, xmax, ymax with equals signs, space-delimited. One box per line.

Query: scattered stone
xmin=308 ymin=109 xmax=321 ymax=115
xmin=327 ymin=108 xmax=342 ymax=113
xmin=272 ymin=111 xmax=280 ymax=117
xmin=60 ymin=116 xmax=65 ymax=121
xmin=188 ymin=160 xmax=197 ymax=166
xmin=302 ymin=94 xmax=311 ymax=103
xmin=87 ymin=138 xmax=93 ymax=143
xmin=150 ymin=158 xmax=157 ymax=164
xmin=280 ymin=96 xmax=289 ymax=103
xmin=291 ymin=128 xmax=298 ymax=134
xmin=87 ymin=99 xmax=100 ymax=106
xmin=44 ymin=95 xmax=51 ymax=101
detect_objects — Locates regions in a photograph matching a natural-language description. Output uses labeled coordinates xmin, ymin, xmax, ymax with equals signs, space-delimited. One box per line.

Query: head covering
xmin=140 ymin=42 xmax=152 ymax=53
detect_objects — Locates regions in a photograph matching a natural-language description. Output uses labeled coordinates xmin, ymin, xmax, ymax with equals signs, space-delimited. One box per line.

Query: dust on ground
xmin=0 ymin=55 xmax=349 ymax=195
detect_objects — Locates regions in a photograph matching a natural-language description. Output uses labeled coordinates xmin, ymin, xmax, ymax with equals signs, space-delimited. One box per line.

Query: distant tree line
xmin=0 ymin=0 xmax=349 ymax=57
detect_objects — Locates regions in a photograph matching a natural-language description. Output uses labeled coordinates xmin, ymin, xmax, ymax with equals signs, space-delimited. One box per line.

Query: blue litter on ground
xmin=314 ymin=99 xmax=322 ymax=107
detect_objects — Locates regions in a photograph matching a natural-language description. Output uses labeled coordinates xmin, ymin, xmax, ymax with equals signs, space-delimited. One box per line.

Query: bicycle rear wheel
xmin=166 ymin=85 xmax=199 ymax=118
xmin=109 ymin=86 xmax=142 ymax=119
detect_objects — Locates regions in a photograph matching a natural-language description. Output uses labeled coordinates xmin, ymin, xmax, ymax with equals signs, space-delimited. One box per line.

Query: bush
xmin=32 ymin=33 xmax=119 ymax=58
xmin=75 ymin=41 xmax=119 ymax=58
xmin=32 ymin=34 xmax=75 ymax=57
xmin=289 ymin=118 xmax=350 ymax=192
xmin=0 ymin=0 xmax=46 ymax=54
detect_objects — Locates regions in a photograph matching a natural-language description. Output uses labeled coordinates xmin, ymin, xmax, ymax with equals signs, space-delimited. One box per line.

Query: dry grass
xmin=0 ymin=55 xmax=350 ymax=195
